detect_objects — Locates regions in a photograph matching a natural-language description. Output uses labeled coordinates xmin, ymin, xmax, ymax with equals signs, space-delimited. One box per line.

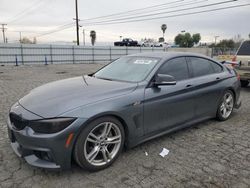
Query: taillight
xmin=237 ymin=72 xmax=240 ymax=80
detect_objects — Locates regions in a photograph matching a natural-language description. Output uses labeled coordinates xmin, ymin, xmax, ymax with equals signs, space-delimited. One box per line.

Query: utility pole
xmin=75 ymin=0 xmax=80 ymax=46
xmin=19 ymin=31 xmax=22 ymax=43
xmin=214 ymin=36 xmax=219 ymax=45
xmin=82 ymin=29 xmax=85 ymax=46
xmin=1 ymin=24 xmax=7 ymax=43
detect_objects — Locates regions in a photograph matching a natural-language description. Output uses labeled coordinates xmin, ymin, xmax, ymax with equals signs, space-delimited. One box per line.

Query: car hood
xmin=19 ymin=76 xmax=137 ymax=118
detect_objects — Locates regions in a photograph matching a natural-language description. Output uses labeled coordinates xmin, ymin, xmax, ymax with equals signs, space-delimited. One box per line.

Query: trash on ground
xmin=159 ymin=148 xmax=169 ymax=157
xmin=145 ymin=151 xmax=148 ymax=156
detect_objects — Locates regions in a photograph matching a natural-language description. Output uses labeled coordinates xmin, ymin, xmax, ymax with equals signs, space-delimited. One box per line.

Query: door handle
xmin=216 ymin=77 xmax=220 ymax=80
xmin=186 ymin=84 xmax=193 ymax=88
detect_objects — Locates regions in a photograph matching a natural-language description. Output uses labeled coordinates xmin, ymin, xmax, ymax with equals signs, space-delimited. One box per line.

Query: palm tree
xmin=90 ymin=30 xmax=96 ymax=46
xmin=161 ymin=24 xmax=167 ymax=41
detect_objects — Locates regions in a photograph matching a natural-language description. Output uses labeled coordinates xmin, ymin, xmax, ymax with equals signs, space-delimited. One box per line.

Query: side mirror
xmin=154 ymin=74 xmax=177 ymax=86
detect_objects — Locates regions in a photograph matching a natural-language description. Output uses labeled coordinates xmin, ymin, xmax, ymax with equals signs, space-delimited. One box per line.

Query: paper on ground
xmin=159 ymin=148 xmax=169 ymax=157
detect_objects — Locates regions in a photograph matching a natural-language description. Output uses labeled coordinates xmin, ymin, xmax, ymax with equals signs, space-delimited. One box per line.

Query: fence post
xmin=15 ymin=55 xmax=18 ymax=66
xmin=126 ymin=46 xmax=128 ymax=55
xmin=140 ymin=46 xmax=142 ymax=53
xmin=92 ymin=47 xmax=95 ymax=63
xmin=109 ymin=46 xmax=112 ymax=62
xmin=20 ymin=44 xmax=24 ymax=65
xmin=50 ymin=45 xmax=53 ymax=64
xmin=45 ymin=56 xmax=48 ymax=65
xmin=72 ymin=46 xmax=75 ymax=64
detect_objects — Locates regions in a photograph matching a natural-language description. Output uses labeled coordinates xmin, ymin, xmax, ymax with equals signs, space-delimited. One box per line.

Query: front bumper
xmin=7 ymin=108 xmax=87 ymax=170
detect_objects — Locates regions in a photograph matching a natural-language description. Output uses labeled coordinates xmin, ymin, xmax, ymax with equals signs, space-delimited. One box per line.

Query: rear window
xmin=237 ymin=41 xmax=250 ymax=56
xmin=210 ymin=62 xmax=223 ymax=73
xmin=189 ymin=57 xmax=214 ymax=77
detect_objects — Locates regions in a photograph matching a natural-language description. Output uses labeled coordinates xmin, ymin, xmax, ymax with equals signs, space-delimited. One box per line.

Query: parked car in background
xmin=8 ymin=52 xmax=241 ymax=171
xmin=154 ymin=42 xmax=169 ymax=47
xmin=140 ymin=41 xmax=154 ymax=47
xmin=114 ymin=38 xmax=138 ymax=46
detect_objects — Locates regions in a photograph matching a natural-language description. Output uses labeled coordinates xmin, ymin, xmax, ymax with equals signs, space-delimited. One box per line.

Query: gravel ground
xmin=0 ymin=64 xmax=249 ymax=188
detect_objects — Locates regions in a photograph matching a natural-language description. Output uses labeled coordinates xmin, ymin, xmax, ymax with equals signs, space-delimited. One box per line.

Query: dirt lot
xmin=0 ymin=64 xmax=249 ymax=188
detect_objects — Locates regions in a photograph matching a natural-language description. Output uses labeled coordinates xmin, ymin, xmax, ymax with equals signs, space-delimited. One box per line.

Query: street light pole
xmin=214 ymin=36 xmax=219 ymax=45
xmin=1 ymin=24 xmax=7 ymax=43
xmin=82 ymin=29 xmax=85 ymax=46
xmin=75 ymin=0 xmax=80 ymax=45
xmin=19 ymin=31 xmax=22 ymax=43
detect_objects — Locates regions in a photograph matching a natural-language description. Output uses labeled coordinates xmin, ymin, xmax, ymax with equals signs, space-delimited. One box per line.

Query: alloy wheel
xmin=84 ymin=122 xmax=122 ymax=166
xmin=220 ymin=92 xmax=234 ymax=119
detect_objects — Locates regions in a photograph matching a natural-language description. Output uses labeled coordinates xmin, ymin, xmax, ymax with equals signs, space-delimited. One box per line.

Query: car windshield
xmin=94 ymin=56 xmax=159 ymax=82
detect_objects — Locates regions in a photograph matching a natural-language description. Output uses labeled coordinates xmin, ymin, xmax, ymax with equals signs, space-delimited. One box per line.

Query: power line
xmin=80 ymin=0 xmax=237 ymax=25
xmin=35 ymin=1 xmax=248 ymax=37
xmin=36 ymin=23 xmax=74 ymax=38
xmin=35 ymin=0 xmax=204 ymax=38
xmin=34 ymin=0 xmax=184 ymax=38
xmin=90 ymin=0 xmax=208 ymax=21
xmin=80 ymin=0 xmax=184 ymax=22
xmin=81 ymin=3 xmax=250 ymax=26
xmin=8 ymin=0 xmax=44 ymax=24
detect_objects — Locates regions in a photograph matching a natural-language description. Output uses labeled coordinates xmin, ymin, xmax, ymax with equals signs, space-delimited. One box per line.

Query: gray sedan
xmin=7 ymin=52 xmax=241 ymax=171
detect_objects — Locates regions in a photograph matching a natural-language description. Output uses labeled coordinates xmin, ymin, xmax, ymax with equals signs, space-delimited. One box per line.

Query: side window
xmin=210 ymin=61 xmax=223 ymax=73
xmin=189 ymin=57 xmax=214 ymax=77
xmin=158 ymin=57 xmax=189 ymax=81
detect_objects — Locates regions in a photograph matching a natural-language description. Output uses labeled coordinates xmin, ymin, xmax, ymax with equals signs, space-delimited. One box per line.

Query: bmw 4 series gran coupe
xmin=7 ymin=52 xmax=241 ymax=171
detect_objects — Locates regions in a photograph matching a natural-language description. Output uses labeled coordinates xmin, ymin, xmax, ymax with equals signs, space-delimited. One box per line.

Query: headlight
xmin=28 ymin=118 xmax=76 ymax=134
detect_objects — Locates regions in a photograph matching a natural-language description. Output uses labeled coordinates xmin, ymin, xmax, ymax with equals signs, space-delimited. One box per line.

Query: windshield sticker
xmin=134 ymin=59 xmax=156 ymax=65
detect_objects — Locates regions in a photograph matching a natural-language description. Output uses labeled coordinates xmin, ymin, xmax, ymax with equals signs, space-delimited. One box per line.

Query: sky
xmin=0 ymin=0 xmax=250 ymax=45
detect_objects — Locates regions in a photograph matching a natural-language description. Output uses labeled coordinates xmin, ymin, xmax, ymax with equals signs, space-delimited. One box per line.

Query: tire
xmin=74 ymin=116 xmax=125 ymax=171
xmin=240 ymin=80 xmax=249 ymax=87
xmin=216 ymin=90 xmax=234 ymax=121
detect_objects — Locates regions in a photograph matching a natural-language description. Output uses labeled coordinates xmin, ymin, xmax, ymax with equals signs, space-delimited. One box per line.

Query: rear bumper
xmin=7 ymin=115 xmax=87 ymax=170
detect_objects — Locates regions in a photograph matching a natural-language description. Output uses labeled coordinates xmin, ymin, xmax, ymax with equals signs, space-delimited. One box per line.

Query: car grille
xmin=9 ymin=113 xmax=28 ymax=130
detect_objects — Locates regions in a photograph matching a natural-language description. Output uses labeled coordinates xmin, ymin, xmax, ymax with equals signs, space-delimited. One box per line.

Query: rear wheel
xmin=216 ymin=90 xmax=234 ymax=121
xmin=74 ymin=116 xmax=125 ymax=171
xmin=240 ymin=80 xmax=249 ymax=87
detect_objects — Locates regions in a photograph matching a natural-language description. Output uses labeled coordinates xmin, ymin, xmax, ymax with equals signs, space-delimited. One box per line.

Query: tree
xmin=90 ymin=30 xmax=96 ymax=46
xmin=249 ymin=33 xmax=250 ymax=40
xmin=192 ymin=33 xmax=201 ymax=44
xmin=158 ymin=37 xmax=164 ymax=42
xmin=174 ymin=32 xmax=201 ymax=47
xmin=20 ymin=37 xmax=33 ymax=44
xmin=161 ymin=24 xmax=167 ymax=39
xmin=33 ymin=37 xmax=37 ymax=44
xmin=216 ymin=39 xmax=235 ymax=49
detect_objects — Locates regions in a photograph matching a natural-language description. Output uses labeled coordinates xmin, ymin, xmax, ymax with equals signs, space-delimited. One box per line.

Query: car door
xmin=143 ymin=57 xmax=195 ymax=135
xmin=187 ymin=56 xmax=225 ymax=117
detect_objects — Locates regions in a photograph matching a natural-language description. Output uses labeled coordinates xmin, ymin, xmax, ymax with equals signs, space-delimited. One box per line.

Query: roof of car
xmin=128 ymin=51 xmax=210 ymax=61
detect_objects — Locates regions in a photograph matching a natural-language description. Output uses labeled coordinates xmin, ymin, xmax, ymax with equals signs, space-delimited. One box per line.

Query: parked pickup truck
xmin=114 ymin=38 xmax=139 ymax=46
xmin=234 ymin=40 xmax=250 ymax=87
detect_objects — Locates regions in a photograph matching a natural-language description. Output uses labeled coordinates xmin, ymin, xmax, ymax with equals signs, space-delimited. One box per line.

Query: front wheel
xmin=74 ymin=116 xmax=125 ymax=171
xmin=216 ymin=90 xmax=234 ymax=121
